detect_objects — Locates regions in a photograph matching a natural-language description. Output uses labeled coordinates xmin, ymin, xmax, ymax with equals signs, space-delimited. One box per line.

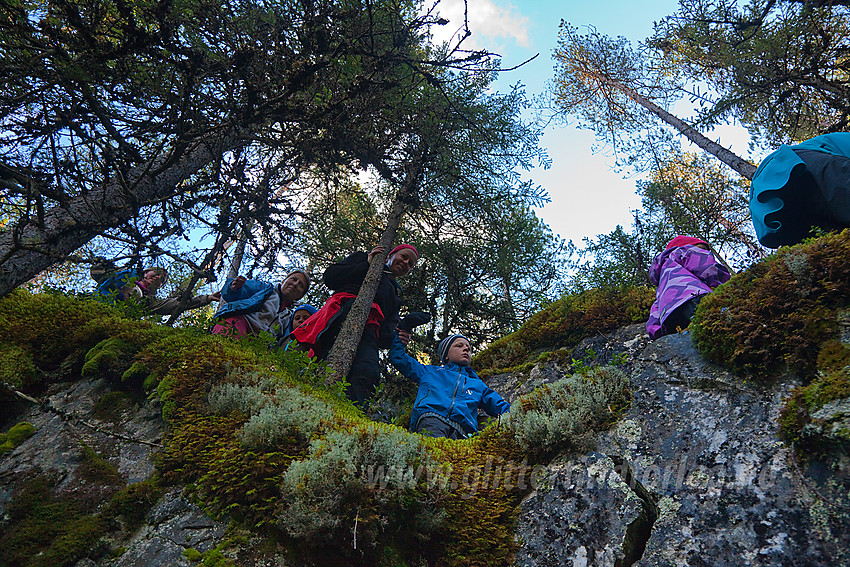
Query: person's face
xmin=280 ymin=273 xmax=308 ymax=301
xmin=292 ymin=309 xmax=312 ymax=329
xmin=387 ymin=249 xmax=418 ymax=278
xmin=446 ymin=338 xmax=472 ymax=366
xmin=141 ymin=270 xmax=165 ymax=291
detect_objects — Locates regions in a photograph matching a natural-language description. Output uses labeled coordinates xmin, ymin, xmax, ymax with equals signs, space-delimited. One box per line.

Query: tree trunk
xmin=593 ymin=71 xmax=758 ymax=179
xmin=324 ymin=156 xmax=424 ymax=385
xmin=0 ymin=128 xmax=247 ymax=298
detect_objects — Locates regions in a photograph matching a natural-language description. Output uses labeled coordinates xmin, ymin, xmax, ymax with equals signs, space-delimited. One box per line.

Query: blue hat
xmin=438 ymin=334 xmax=469 ymax=364
xmin=289 ymin=304 xmax=317 ymax=328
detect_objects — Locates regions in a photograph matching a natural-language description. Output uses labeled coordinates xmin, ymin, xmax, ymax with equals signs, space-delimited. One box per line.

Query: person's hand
xmin=209 ymin=291 xmax=222 ymax=302
xmin=230 ymin=275 xmax=247 ymax=290
xmin=367 ymin=246 xmax=385 ymax=263
xmin=398 ymin=329 xmax=411 ymax=346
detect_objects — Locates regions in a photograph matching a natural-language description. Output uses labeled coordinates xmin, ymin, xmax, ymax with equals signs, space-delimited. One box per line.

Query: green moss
xmin=0 ymin=474 xmax=108 ymax=567
xmin=692 ymin=230 xmax=850 ymax=378
xmin=778 ymin=341 xmax=850 ymax=445
xmin=200 ymin=548 xmax=238 ymax=566
xmin=184 ymin=548 xmax=203 ymax=562
xmin=103 ymin=477 xmax=163 ymax=531
xmin=78 ymin=443 xmax=121 ymax=485
xmin=474 ymin=286 xmax=653 ymax=373
xmin=92 ymin=391 xmax=134 ymax=422
xmin=692 ymin=232 xmax=850 ymax=455
xmin=0 ymin=290 xmax=608 ymax=566
xmin=122 ymin=361 xmax=153 ymax=389
xmin=0 ymin=345 xmax=37 ymax=389
xmin=0 ymin=422 xmax=36 ymax=454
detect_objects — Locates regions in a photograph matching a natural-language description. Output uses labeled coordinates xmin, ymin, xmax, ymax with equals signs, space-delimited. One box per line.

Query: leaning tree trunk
xmin=591 ymin=71 xmax=758 ymax=180
xmin=324 ymin=156 xmax=424 ymax=386
xmin=0 ymin=128 xmax=247 ymax=298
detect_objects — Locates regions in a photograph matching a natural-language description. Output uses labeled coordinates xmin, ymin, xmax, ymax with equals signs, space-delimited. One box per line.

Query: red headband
xmin=389 ymin=244 xmax=418 ymax=258
xmin=666 ymin=236 xmax=708 ymax=250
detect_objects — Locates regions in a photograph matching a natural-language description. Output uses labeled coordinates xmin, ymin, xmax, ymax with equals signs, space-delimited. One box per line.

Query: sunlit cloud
xmin=426 ymin=0 xmax=530 ymax=49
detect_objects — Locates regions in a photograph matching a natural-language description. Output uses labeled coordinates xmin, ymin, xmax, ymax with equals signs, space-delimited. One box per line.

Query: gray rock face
xmin=0 ymin=377 xmax=231 ymax=567
xmin=515 ymin=329 xmax=850 ymax=567
xmin=514 ymin=452 xmax=647 ymax=567
xmin=110 ymin=488 xmax=227 ymax=567
xmin=0 ymin=378 xmax=161 ymax=512
xmin=5 ymin=323 xmax=849 ymax=567
xmin=805 ymin=397 xmax=850 ymax=444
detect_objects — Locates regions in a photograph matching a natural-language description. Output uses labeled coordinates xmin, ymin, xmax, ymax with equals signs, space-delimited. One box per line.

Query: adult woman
xmin=212 ymin=269 xmax=310 ymax=340
xmin=292 ymin=244 xmax=418 ymax=405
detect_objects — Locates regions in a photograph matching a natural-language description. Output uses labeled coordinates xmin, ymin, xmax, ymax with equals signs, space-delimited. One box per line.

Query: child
xmin=646 ymin=236 xmax=731 ymax=340
xmin=278 ymin=304 xmax=317 ymax=347
xmin=286 ymin=304 xmax=318 ymax=336
xmin=389 ymin=331 xmax=510 ymax=439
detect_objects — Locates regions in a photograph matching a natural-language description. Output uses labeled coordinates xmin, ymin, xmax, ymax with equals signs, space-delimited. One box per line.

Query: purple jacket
xmin=646 ymin=245 xmax=731 ymax=339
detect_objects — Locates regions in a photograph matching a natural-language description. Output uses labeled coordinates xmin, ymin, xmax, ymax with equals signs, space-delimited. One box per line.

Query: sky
xmin=426 ymin=0 xmax=756 ymax=246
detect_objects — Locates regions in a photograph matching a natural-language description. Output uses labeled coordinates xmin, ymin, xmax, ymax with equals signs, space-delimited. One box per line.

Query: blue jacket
xmin=389 ymin=333 xmax=510 ymax=435
xmin=750 ymin=132 xmax=850 ymax=247
xmin=214 ymin=278 xmax=275 ymax=319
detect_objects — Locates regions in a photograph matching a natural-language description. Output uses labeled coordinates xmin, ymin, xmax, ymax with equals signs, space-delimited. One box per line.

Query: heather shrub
xmin=208 ymin=377 xmax=274 ymax=417
xmin=208 ymin=367 xmax=334 ymax=449
xmin=279 ymin=423 xmax=445 ymax=550
xmin=508 ymin=366 xmax=630 ymax=455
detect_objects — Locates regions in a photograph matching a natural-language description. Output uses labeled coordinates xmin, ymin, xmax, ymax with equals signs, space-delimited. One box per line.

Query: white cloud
xmin=426 ymin=0 xmax=530 ymax=49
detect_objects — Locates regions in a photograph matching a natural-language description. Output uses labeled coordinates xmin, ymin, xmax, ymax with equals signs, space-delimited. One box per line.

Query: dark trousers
xmin=661 ymin=295 xmax=704 ymax=335
xmin=344 ymin=329 xmax=380 ymax=406
xmin=313 ymin=299 xmax=381 ymax=406
xmin=413 ymin=415 xmax=466 ymax=440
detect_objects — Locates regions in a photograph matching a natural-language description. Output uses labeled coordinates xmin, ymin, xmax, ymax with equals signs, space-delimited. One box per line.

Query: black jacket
xmin=323 ymin=251 xmax=402 ymax=348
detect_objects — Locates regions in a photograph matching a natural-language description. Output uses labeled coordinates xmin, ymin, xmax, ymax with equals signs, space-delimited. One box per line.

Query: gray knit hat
xmin=438 ymin=334 xmax=469 ymax=364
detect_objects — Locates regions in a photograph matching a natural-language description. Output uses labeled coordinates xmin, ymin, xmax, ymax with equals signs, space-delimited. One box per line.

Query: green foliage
xmin=0 ymin=422 xmax=36 ymax=453
xmin=508 ymin=366 xmax=630 ymax=456
xmin=691 ymin=230 xmax=850 ymax=377
xmin=650 ymin=0 xmax=850 ymax=145
xmin=474 ymin=286 xmax=654 ymax=373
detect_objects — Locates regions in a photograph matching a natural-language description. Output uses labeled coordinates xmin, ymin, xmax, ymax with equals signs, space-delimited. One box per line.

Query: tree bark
xmin=0 ymin=128 xmax=247 ymax=298
xmin=324 ymin=155 xmax=424 ymax=386
xmin=591 ymin=71 xmax=758 ymax=180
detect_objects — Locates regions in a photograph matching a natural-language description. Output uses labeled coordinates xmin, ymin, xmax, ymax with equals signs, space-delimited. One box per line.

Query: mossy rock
xmin=0 ymin=475 xmax=106 ymax=567
xmin=0 ymin=290 xmax=637 ymax=566
xmin=0 ymin=421 xmax=36 ymax=453
xmin=692 ymin=230 xmax=850 ymax=379
xmin=474 ymin=286 xmax=653 ymax=373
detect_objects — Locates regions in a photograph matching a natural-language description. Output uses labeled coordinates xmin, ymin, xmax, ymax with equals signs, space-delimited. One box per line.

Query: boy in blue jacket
xmin=390 ymin=330 xmax=510 ymax=439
